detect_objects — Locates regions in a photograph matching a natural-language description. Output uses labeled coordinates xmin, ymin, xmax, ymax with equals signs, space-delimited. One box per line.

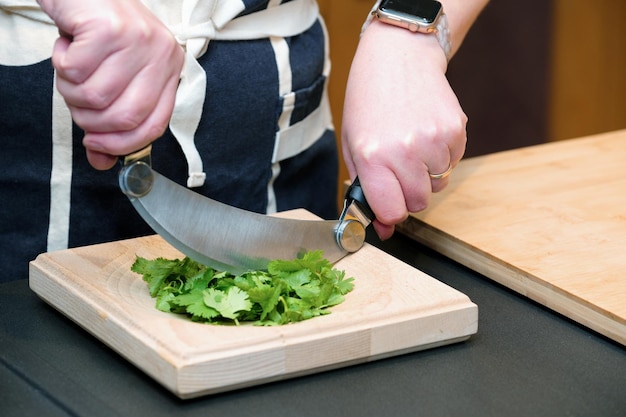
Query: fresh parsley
xmin=131 ymin=251 xmax=355 ymax=326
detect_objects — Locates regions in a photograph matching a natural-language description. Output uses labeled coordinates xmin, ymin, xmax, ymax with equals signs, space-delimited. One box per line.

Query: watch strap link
xmin=435 ymin=13 xmax=451 ymax=60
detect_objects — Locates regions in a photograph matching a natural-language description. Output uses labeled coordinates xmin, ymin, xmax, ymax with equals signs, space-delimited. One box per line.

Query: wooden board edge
xmin=172 ymin=302 xmax=478 ymax=398
xmin=397 ymin=217 xmax=626 ymax=346
xmin=28 ymin=258 xmax=182 ymax=394
xmin=177 ymin=334 xmax=474 ymax=399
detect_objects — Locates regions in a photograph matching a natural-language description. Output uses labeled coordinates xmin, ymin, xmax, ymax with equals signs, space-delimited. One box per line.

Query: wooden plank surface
xmin=398 ymin=129 xmax=626 ymax=345
xmin=29 ymin=210 xmax=477 ymax=399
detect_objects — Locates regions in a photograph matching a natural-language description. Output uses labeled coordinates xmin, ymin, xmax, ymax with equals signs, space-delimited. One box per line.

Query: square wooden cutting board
xmin=29 ymin=210 xmax=477 ymax=399
xmin=398 ymin=129 xmax=626 ymax=345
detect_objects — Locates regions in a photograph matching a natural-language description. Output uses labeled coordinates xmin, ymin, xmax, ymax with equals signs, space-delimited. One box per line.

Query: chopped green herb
xmin=131 ymin=251 xmax=355 ymax=326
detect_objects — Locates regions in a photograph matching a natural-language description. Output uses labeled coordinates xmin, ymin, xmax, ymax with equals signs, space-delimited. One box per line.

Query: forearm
xmin=441 ymin=0 xmax=489 ymax=57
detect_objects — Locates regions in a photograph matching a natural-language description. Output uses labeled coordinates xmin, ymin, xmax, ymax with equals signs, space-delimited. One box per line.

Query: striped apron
xmin=0 ymin=0 xmax=338 ymax=282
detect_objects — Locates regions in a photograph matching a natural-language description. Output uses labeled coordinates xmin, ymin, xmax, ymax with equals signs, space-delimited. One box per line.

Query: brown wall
xmin=446 ymin=0 xmax=552 ymax=157
xmin=548 ymin=0 xmax=626 ymax=141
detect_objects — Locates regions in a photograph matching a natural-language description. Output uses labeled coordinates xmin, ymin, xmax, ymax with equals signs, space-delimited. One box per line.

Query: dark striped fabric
xmin=0 ymin=2 xmax=338 ymax=282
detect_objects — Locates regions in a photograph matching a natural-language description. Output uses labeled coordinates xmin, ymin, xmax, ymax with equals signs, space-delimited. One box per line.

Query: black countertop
xmin=2 ymin=233 xmax=625 ymax=417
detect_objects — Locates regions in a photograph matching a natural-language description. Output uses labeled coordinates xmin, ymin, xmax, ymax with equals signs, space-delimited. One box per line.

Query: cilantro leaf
xmin=247 ymin=280 xmax=285 ymax=321
xmin=202 ymin=287 xmax=252 ymax=322
xmin=155 ymin=291 xmax=177 ymax=313
xmin=132 ymin=250 xmax=355 ymax=326
xmin=173 ymin=290 xmax=220 ymax=321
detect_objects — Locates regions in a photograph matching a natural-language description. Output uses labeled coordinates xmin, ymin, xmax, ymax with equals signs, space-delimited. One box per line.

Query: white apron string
xmin=166 ymin=0 xmax=322 ymax=187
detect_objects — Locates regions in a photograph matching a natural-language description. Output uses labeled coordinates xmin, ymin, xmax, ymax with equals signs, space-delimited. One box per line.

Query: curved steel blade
xmin=126 ymin=169 xmax=348 ymax=274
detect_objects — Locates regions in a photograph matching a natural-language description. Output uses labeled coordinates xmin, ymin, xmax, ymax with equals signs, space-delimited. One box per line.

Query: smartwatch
xmin=371 ymin=0 xmax=451 ymax=59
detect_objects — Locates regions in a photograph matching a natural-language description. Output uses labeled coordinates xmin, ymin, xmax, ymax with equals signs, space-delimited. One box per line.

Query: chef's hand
xmin=37 ymin=0 xmax=184 ymax=170
xmin=342 ymin=19 xmax=467 ymax=240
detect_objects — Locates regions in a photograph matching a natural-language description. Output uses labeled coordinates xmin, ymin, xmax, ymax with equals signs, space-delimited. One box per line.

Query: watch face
xmin=379 ymin=0 xmax=442 ymax=24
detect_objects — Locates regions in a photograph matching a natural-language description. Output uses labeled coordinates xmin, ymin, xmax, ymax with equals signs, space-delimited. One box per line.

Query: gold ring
xmin=429 ymin=163 xmax=453 ymax=180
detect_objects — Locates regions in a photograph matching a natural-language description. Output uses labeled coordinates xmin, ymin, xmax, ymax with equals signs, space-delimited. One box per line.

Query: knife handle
xmin=344 ymin=177 xmax=375 ymax=222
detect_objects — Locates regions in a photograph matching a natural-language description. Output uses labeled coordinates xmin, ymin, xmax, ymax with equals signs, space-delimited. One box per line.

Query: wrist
xmin=363 ymin=18 xmax=448 ymax=71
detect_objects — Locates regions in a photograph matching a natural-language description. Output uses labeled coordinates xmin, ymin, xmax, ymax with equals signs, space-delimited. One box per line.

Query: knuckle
xmin=144 ymin=120 xmax=169 ymax=142
xmin=376 ymin=205 xmax=409 ymax=226
xmin=80 ymin=86 xmax=111 ymax=109
xmin=407 ymin=200 xmax=428 ymax=213
xmin=114 ymin=110 xmax=143 ymax=131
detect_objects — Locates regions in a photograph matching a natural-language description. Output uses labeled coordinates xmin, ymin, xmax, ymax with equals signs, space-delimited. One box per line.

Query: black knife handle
xmin=345 ymin=177 xmax=375 ymax=222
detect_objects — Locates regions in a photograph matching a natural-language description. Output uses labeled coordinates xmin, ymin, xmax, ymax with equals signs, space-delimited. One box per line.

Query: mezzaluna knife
xmin=118 ymin=146 xmax=374 ymax=274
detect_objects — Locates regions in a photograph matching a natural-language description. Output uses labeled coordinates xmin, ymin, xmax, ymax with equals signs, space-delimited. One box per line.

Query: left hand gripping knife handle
xmin=119 ymin=145 xmax=154 ymax=198
xmin=335 ymin=177 xmax=375 ymax=253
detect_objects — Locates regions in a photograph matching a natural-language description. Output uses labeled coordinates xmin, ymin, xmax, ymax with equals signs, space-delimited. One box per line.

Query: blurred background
xmin=319 ymin=0 xmax=626 ymax=203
